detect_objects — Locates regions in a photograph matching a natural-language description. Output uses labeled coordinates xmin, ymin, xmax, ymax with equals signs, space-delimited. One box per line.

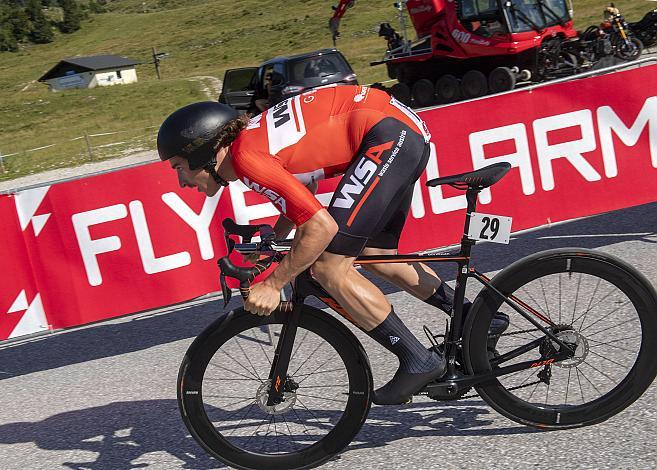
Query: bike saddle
xmin=426 ymin=162 xmax=511 ymax=190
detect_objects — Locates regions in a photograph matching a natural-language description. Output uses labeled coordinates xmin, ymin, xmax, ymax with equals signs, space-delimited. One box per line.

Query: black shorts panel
xmin=326 ymin=118 xmax=430 ymax=257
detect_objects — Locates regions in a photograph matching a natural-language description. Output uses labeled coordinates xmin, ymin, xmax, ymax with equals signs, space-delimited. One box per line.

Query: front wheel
xmin=178 ymin=306 xmax=373 ymax=470
xmin=464 ymin=248 xmax=657 ymax=429
xmin=616 ymin=37 xmax=643 ymax=60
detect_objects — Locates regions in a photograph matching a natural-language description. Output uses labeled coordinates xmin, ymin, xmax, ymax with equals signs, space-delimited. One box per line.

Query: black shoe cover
xmin=373 ymin=353 xmax=446 ymax=405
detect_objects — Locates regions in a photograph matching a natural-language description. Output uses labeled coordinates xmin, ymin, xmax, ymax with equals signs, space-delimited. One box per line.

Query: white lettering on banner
xmin=533 ymin=109 xmax=600 ymax=191
xmin=161 ymin=192 xmax=221 ymax=260
xmin=411 ymin=143 xmax=467 ymax=218
xmin=469 ymin=123 xmax=534 ymax=204
xmin=72 ymin=204 xmax=128 ymax=287
xmin=237 ymin=98 xmax=657 ymax=227
xmin=129 ymin=201 xmax=191 ymax=274
xmin=463 ymin=97 xmax=657 ymax=198
xmin=597 ymin=97 xmax=657 ymax=177
xmin=230 ymin=181 xmax=279 ymax=228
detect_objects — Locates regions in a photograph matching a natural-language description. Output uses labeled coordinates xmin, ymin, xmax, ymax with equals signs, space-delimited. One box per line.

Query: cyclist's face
xmin=169 ymin=156 xmax=217 ymax=196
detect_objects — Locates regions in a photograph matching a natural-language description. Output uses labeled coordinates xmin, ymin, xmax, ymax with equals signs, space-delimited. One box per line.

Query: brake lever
xmin=225 ymin=237 xmax=236 ymax=255
xmin=220 ymin=273 xmax=232 ymax=307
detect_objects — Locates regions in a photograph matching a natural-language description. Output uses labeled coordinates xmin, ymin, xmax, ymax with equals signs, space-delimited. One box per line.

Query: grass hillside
xmin=0 ymin=0 xmax=650 ymax=181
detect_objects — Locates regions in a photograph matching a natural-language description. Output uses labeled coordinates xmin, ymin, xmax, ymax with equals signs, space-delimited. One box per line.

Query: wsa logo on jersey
xmin=242 ymin=177 xmax=287 ymax=214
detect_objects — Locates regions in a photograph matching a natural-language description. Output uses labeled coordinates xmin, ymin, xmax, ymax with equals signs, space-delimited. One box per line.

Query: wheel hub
xmin=255 ymin=379 xmax=297 ymax=415
xmin=549 ymin=329 xmax=589 ymax=369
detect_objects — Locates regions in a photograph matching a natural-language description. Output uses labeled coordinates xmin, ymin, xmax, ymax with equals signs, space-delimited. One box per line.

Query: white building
xmin=38 ymin=55 xmax=140 ymax=91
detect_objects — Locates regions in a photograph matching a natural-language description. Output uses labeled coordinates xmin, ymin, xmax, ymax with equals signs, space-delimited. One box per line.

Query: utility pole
xmin=84 ymin=132 xmax=94 ymax=161
xmin=152 ymin=47 xmax=161 ymax=79
xmin=152 ymin=47 xmax=169 ymax=80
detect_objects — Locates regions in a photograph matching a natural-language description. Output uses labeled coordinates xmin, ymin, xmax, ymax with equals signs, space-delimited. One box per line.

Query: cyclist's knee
xmin=312 ymin=252 xmax=354 ymax=290
xmin=360 ymin=247 xmax=398 ymax=276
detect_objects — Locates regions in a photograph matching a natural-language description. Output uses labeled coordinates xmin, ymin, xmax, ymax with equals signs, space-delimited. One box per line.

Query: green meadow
xmin=0 ymin=0 xmax=649 ymax=181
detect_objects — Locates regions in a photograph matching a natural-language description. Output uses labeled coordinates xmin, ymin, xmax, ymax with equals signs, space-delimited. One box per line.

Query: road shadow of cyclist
xmin=0 ymin=399 xmax=217 ymax=470
xmin=0 ymin=398 xmax=535 ymax=469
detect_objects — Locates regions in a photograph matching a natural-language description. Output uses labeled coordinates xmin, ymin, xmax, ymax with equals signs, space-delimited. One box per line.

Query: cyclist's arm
xmin=231 ymin=150 xmax=332 ymax=285
xmin=265 ymin=208 xmax=337 ymax=292
xmin=273 ymin=181 xmax=318 ymax=240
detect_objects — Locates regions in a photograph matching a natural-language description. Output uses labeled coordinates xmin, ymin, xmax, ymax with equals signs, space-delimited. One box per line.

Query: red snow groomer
xmin=330 ymin=0 xmax=578 ymax=106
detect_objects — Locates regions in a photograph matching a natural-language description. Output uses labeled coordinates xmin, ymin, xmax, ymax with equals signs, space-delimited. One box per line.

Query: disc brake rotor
xmin=255 ymin=379 xmax=297 ymax=415
xmin=549 ymin=329 xmax=589 ymax=369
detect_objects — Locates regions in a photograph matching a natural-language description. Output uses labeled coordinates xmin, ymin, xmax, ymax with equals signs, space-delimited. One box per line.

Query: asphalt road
xmin=1 ymin=202 xmax=657 ymax=470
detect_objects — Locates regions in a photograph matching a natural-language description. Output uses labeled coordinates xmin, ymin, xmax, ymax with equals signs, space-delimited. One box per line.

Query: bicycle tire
xmin=178 ymin=305 xmax=373 ymax=470
xmin=463 ymin=248 xmax=657 ymax=429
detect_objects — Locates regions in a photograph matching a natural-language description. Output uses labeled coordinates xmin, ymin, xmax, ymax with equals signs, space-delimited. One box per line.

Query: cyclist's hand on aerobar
xmin=244 ymin=282 xmax=281 ymax=316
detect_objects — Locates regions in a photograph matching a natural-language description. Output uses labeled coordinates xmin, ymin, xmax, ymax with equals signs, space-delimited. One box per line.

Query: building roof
xmin=39 ymin=55 xmax=140 ymax=81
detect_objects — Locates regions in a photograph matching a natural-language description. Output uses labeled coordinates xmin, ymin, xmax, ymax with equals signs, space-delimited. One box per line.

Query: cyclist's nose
xmin=178 ymin=172 xmax=192 ymax=189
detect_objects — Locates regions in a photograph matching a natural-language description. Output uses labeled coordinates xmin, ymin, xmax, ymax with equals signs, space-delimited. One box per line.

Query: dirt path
xmin=188 ymin=75 xmax=223 ymax=100
xmin=0 ymin=150 xmax=158 ymax=193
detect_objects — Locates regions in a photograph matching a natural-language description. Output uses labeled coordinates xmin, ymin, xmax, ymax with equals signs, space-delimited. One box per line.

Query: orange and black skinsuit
xmin=229 ymin=84 xmax=431 ymax=255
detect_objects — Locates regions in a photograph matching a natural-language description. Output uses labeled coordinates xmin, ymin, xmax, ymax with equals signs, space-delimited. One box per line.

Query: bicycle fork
xmin=265 ymin=292 xmax=303 ymax=406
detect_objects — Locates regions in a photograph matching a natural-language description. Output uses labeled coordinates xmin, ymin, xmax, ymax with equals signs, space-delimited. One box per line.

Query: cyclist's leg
xmin=359 ymin=156 xmax=509 ymax=344
xmin=360 ymin=187 xmax=458 ymax=313
xmin=315 ymin=118 xmax=445 ymax=404
xmin=361 ymin=247 xmax=457 ymax=312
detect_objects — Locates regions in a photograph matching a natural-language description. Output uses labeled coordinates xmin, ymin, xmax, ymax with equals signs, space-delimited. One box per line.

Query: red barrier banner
xmin=2 ymin=63 xmax=657 ymax=340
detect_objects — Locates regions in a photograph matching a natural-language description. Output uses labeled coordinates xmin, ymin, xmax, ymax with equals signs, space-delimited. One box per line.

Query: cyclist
xmin=157 ymin=85 xmax=508 ymax=405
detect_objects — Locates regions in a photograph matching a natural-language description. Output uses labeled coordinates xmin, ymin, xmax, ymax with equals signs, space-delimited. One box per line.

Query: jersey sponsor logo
xmin=246 ymin=114 xmax=262 ymax=130
xmin=271 ymin=101 xmax=291 ymax=128
xmin=242 ymin=177 xmax=287 ymax=214
xmin=332 ymin=141 xmax=394 ymax=209
xmin=353 ymin=86 xmax=370 ymax=103
xmin=266 ymin=95 xmax=306 ymax=154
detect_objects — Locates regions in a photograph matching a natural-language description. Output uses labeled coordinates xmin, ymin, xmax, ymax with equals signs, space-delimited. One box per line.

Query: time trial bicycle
xmin=177 ymin=162 xmax=657 ymax=470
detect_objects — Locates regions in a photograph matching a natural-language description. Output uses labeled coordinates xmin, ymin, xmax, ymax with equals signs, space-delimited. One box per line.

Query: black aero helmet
xmin=157 ymin=101 xmax=239 ymax=170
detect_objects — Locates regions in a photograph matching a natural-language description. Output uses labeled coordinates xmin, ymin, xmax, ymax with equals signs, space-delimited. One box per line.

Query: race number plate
xmin=467 ymin=212 xmax=512 ymax=244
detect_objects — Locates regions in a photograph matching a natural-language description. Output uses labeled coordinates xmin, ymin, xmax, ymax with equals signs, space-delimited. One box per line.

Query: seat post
xmin=446 ymin=187 xmax=481 ymax=371
xmin=459 ymin=187 xmax=480 ymax=258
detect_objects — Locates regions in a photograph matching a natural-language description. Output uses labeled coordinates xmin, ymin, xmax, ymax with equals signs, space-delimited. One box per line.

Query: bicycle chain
xmin=455 ymin=328 xmax=548 ymax=400
xmin=459 ymin=379 xmax=544 ymax=400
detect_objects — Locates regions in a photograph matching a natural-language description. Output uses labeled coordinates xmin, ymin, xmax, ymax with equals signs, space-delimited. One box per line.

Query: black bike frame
xmin=260 ymin=187 xmax=576 ymax=405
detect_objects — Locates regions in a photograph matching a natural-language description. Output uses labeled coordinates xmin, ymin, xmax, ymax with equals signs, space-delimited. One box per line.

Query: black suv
xmin=218 ymin=49 xmax=358 ymax=114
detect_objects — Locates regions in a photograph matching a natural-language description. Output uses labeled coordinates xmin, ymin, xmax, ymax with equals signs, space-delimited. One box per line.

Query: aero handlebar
xmin=218 ymin=218 xmax=293 ymax=311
